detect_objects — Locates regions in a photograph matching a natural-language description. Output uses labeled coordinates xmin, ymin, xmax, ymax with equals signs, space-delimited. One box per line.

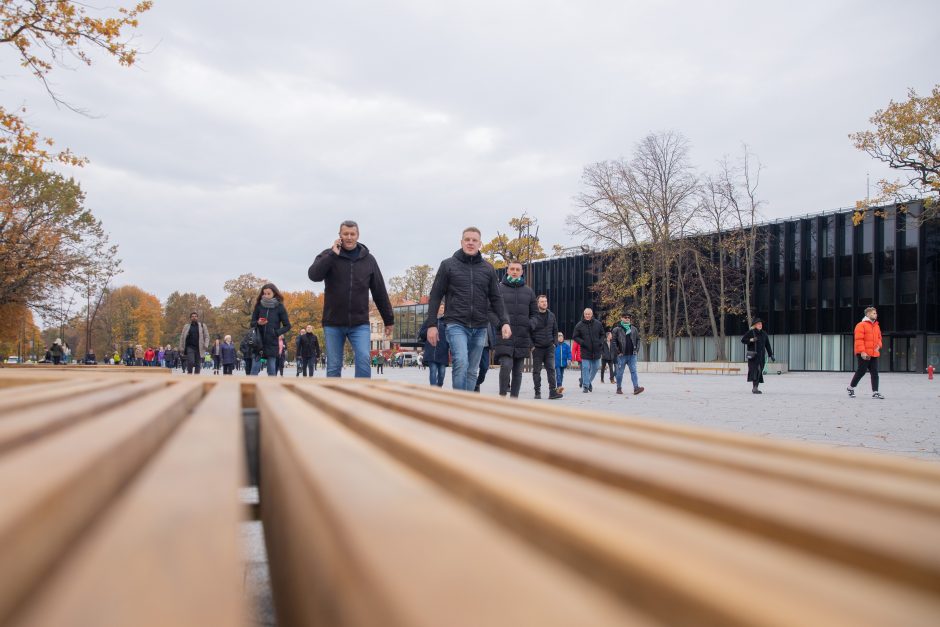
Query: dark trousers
xmin=296 ymin=357 xmax=303 ymax=376
xmin=531 ymin=347 xmax=557 ymax=393
xmin=850 ymin=355 xmax=879 ymax=391
xmin=498 ymin=356 xmax=525 ymax=397
xmin=185 ymin=346 xmax=201 ymax=374
xmin=601 ymin=359 xmax=615 ymax=382
xmin=244 ymin=358 xmax=252 ymax=376
xmin=222 ymin=364 xmax=234 ymax=375
xmin=212 ymin=355 xmax=221 ymax=371
xmin=302 ymin=357 xmax=316 ymax=377
xmin=376 ymin=362 xmax=384 ymax=374
xmin=475 ymin=347 xmax=491 ymax=389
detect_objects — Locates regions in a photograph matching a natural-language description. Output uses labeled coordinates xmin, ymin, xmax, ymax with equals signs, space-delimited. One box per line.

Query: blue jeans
xmin=556 ymin=364 xmax=566 ymax=388
xmin=251 ymin=356 xmax=278 ymax=376
xmin=324 ymin=325 xmax=371 ymax=378
xmin=616 ymin=354 xmax=639 ymax=390
xmin=445 ymin=324 xmax=487 ymax=391
xmin=580 ymin=358 xmax=601 ymax=390
xmin=428 ymin=361 xmax=447 ymax=387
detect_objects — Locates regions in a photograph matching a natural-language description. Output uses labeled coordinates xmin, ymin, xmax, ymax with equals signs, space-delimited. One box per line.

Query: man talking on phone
xmin=308 ymin=220 xmax=394 ymax=378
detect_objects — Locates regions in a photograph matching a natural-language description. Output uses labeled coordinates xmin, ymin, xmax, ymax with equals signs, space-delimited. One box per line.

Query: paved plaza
xmin=265 ymin=364 xmax=940 ymax=462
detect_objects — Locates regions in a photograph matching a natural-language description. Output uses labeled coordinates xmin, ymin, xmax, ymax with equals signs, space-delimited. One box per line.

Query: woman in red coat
xmin=847 ymin=306 xmax=883 ymax=399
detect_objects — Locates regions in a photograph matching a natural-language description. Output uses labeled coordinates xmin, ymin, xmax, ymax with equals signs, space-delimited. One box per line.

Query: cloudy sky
xmin=7 ymin=0 xmax=938 ymax=306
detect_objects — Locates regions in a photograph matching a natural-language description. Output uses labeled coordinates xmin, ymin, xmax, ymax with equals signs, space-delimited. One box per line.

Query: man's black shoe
xmin=534 ymin=392 xmax=541 ymax=399
xmin=549 ymin=391 xmax=563 ymax=400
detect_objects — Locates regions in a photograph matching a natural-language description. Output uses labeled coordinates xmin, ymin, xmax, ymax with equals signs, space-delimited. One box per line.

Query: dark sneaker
xmin=616 ymin=388 xmax=623 ymax=395
xmin=583 ymin=387 xmax=590 ymax=393
xmin=549 ymin=392 xmax=563 ymax=400
xmin=578 ymin=377 xmax=582 ymax=388
xmin=872 ymin=392 xmax=885 ymax=399
xmin=633 ymin=386 xmax=645 ymax=395
xmin=534 ymin=392 xmax=541 ymax=399
xmin=752 ymin=389 xmax=763 ymax=394
xmin=846 ymin=386 xmax=855 ymax=398
xmin=588 ymin=384 xmax=593 ymax=392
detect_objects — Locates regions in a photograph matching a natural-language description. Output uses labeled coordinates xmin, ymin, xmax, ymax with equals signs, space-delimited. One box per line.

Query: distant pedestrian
xmin=157 ymin=346 xmax=166 ymax=368
xmin=50 ymin=339 xmax=64 ymax=365
xmin=239 ymin=331 xmax=255 ymax=376
xmin=601 ymin=331 xmax=615 ymax=383
xmin=276 ymin=335 xmax=287 ymax=376
xmin=612 ymin=312 xmax=644 ymax=396
xmin=178 ymin=312 xmax=209 ymax=375
xmin=425 ymin=227 xmax=510 ymax=392
xmin=250 ymin=283 xmax=291 ymax=376
xmin=297 ymin=325 xmax=321 ymax=377
xmin=572 ymin=308 xmax=604 ymax=393
xmin=531 ymin=295 xmax=563 ymax=399
xmin=741 ymin=318 xmax=775 ymax=394
xmin=144 ymin=346 xmax=155 ymax=367
xmin=309 ymin=220 xmax=394 ymax=378
xmin=847 ymin=307 xmax=884 ymax=399
xmin=295 ymin=329 xmax=305 ymax=377
xmin=211 ymin=338 xmax=222 ymax=374
xmin=419 ymin=304 xmax=450 ymax=387
xmin=135 ymin=344 xmax=144 ymax=367
xmin=221 ymin=335 xmax=237 ymax=375
xmin=554 ymin=332 xmax=571 ymax=390
xmin=124 ymin=346 xmax=135 ymax=366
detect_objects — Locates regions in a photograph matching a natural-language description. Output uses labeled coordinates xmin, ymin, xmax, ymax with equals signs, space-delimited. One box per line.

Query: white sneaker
xmin=872 ymin=392 xmax=884 ymax=399
xmin=846 ymin=386 xmax=855 ymax=398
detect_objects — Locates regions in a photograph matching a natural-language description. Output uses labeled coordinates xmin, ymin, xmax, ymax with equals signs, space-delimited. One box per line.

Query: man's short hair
xmin=190 ymin=311 xmax=198 ymax=316
xmin=462 ymin=226 xmax=481 ymax=237
xmin=537 ymin=294 xmax=548 ymax=300
xmin=865 ymin=306 xmax=877 ymax=315
xmin=508 ymin=260 xmax=523 ymax=268
xmin=339 ymin=220 xmax=359 ymax=231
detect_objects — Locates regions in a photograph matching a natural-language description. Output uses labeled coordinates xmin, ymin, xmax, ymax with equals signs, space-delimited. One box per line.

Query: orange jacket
xmin=853 ymin=319 xmax=882 ymax=357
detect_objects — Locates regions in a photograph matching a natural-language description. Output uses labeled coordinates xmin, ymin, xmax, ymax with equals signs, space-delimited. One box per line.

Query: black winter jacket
xmin=531 ymin=309 xmax=558 ymax=349
xmin=297 ymin=333 xmax=321 ymax=360
xmin=571 ymin=318 xmax=606 ymax=360
xmin=612 ymin=323 xmax=641 ymax=357
xmin=251 ymin=301 xmax=291 ymax=358
xmin=426 ymin=250 xmax=509 ymax=330
xmin=489 ymin=277 xmax=537 ymax=359
xmin=308 ymin=243 xmax=394 ymax=327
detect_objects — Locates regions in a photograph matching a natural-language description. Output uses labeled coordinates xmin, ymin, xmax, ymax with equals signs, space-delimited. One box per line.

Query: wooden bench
xmin=2 ymin=370 xmax=939 ymax=626
xmin=675 ymin=365 xmax=742 ymax=375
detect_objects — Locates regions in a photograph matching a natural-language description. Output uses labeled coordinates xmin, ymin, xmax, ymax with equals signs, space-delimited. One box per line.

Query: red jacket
xmin=144 ymin=348 xmax=155 ymax=361
xmin=853 ymin=319 xmax=882 ymax=357
xmin=571 ymin=341 xmax=581 ymax=362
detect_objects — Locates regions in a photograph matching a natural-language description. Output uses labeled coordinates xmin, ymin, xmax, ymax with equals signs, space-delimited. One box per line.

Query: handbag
xmin=746 ymin=349 xmax=757 ymax=361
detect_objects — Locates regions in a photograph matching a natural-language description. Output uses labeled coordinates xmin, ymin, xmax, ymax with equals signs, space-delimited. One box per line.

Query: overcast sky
xmin=7 ymin=0 xmax=938 ymax=306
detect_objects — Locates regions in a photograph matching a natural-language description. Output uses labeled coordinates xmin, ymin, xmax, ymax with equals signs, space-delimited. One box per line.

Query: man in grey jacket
xmin=612 ymin=312 xmax=644 ymax=396
xmin=178 ymin=312 xmax=209 ymax=375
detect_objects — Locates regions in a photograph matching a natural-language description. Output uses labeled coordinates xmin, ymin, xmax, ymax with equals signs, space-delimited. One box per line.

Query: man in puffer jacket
xmin=489 ymin=261 xmax=537 ymax=398
xmin=571 ymin=308 xmax=605 ymax=393
xmin=530 ymin=295 xmax=563 ymax=399
xmin=847 ymin=306 xmax=884 ymax=399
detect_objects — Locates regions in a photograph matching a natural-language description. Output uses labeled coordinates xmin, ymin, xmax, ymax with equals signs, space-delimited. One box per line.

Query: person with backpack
xmin=612 ymin=312 xmax=644 ymax=396
xmin=847 ymin=306 xmax=884 ymax=399
xmin=249 ymin=283 xmax=291 ymax=376
xmin=572 ymin=308 xmax=605 ymax=393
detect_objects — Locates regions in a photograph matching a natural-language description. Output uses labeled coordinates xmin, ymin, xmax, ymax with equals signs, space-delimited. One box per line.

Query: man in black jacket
xmin=571 ymin=308 xmax=605 ymax=393
xmin=490 ymin=261 xmax=538 ymax=398
xmin=612 ymin=312 xmax=644 ymax=396
xmin=298 ymin=325 xmax=322 ymax=377
xmin=309 ymin=220 xmax=394 ymax=378
xmin=531 ymin=294 xmax=563 ymax=399
xmin=425 ymin=227 xmax=511 ymax=392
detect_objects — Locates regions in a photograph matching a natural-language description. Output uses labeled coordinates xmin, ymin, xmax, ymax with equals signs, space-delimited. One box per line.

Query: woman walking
xmin=250 ymin=283 xmax=291 ymax=376
xmin=211 ymin=338 xmax=222 ymax=375
xmin=741 ymin=319 xmax=775 ymax=394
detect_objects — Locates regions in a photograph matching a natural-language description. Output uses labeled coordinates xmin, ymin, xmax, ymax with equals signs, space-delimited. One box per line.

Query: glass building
xmin=393 ymin=203 xmax=939 ymax=372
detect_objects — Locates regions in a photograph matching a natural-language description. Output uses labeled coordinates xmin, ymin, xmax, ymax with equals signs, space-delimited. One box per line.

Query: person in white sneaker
xmin=847 ymin=307 xmax=884 ymax=399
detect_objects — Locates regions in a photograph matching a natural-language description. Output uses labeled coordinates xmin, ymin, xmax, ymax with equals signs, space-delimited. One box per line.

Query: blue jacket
xmin=555 ymin=341 xmax=572 ymax=367
xmin=418 ymin=319 xmax=450 ymax=364
xmin=220 ymin=342 xmax=237 ymax=365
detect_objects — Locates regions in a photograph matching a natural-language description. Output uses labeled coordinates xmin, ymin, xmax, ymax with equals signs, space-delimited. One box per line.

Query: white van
xmin=397 ymin=351 xmax=419 ymax=366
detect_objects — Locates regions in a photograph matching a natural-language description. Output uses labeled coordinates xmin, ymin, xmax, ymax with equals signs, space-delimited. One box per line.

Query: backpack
xmin=246 ymin=327 xmax=262 ymax=351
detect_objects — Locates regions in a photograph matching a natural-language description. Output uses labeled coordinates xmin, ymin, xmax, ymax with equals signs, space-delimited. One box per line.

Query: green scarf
xmin=506 ymin=276 xmax=524 ymax=285
xmin=619 ymin=321 xmax=632 ymax=334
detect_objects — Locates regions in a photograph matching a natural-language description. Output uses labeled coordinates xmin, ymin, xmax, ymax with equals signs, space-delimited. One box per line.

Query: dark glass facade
xmin=393 ymin=203 xmax=939 ymax=371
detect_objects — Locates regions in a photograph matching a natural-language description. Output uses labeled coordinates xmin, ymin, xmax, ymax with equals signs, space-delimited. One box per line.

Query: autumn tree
xmin=85 ymin=284 xmax=160 ymax=357
xmin=388 ymin=264 xmax=435 ymax=303
xmin=215 ymin=273 xmax=268 ymax=337
xmin=0 ymin=301 xmax=39 ymax=359
xmin=0 ymin=0 xmax=152 ymax=170
xmin=851 ymin=85 xmax=940 ymax=223
xmin=0 ymin=152 xmax=119 ymax=314
xmin=162 ymin=292 xmax=216 ymax=345
xmin=481 ymin=214 xmax=546 ymax=270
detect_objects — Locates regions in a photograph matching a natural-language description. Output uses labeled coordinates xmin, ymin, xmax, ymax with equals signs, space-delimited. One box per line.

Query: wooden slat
xmin=257 ymin=383 xmax=656 ymax=627
xmin=0 ymin=379 xmax=205 ymax=624
xmin=0 ymin=378 xmax=126 ymax=415
xmin=294 ymin=384 xmax=940 ymax=627
xmin=330 ymin=383 xmax=940 ymax=593
xmin=9 ymin=381 xmax=249 ymax=627
xmin=0 ymin=380 xmax=170 ymax=454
